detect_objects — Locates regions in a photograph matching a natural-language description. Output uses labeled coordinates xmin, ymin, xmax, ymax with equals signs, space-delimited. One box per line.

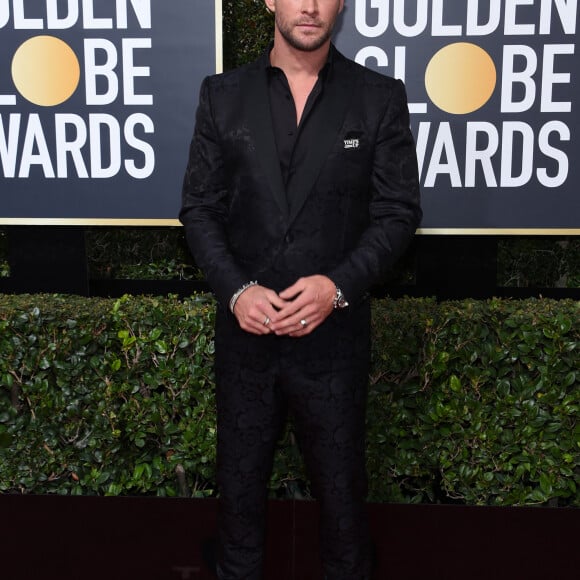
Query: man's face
xmin=266 ymin=0 xmax=345 ymax=52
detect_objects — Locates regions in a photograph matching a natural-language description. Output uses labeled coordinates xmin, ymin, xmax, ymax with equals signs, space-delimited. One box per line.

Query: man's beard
xmin=276 ymin=16 xmax=334 ymax=52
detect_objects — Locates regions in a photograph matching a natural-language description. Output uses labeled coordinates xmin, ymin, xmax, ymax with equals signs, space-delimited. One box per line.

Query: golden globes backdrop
xmin=335 ymin=0 xmax=579 ymax=233
xmin=0 ymin=0 xmax=221 ymax=225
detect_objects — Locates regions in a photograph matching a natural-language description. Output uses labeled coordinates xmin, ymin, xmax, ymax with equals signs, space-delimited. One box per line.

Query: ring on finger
xmin=300 ymin=319 xmax=308 ymax=328
xmin=263 ymin=316 xmax=270 ymax=326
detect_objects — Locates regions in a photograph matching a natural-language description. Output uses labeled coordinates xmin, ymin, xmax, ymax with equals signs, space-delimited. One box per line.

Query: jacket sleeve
xmin=326 ymin=79 xmax=422 ymax=304
xmin=179 ymin=76 xmax=249 ymax=307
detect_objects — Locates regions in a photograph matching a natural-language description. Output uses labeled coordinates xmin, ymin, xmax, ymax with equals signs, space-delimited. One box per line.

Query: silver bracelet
xmin=228 ymin=280 xmax=258 ymax=313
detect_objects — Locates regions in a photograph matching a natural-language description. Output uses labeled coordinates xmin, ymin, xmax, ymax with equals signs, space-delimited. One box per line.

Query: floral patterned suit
xmin=180 ymin=46 xmax=422 ymax=580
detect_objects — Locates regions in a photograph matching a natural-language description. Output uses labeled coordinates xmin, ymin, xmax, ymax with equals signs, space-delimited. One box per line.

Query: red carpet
xmin=1 ymin=496 xmax=577 ymax=579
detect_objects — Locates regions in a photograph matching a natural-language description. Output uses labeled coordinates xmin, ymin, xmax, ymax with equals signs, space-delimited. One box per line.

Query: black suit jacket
xmin=180 ymin=46 xmax=421 ymax=360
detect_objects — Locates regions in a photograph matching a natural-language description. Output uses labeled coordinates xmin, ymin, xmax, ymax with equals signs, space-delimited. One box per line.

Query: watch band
xmin=333 ymin=286 xmax=349 ymax=309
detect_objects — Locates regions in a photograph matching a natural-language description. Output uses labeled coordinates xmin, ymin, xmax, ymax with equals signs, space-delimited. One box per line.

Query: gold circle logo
xmin=425 ymin=42 xmax=497 ymax=115
xmin=11 ymin=35 xmax=80 ymax=107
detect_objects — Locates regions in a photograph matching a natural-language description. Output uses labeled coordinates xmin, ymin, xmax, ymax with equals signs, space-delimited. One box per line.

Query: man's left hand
xmin=269 ymin=275 xmax=336 ymax=337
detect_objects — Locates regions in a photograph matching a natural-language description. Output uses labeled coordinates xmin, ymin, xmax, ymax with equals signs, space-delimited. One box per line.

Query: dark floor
xmin=1 ymin=496 xmax=577 ymax=579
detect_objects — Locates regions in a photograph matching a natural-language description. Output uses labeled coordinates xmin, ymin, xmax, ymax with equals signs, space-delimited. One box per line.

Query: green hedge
xmin=368 ymin=297 xmax=579 ymax=506
xmin=0 ymin=294 xmax=578 ymax=506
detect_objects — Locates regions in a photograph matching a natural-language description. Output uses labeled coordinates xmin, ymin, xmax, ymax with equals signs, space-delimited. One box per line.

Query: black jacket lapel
xmin=286 ymin=51 xmax=359 ymax=224
xmin=242 ymin=63 xmax=289 ymax=220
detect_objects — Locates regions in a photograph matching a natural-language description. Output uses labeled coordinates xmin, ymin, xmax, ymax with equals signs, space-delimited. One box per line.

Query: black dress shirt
xmin=266 ymin=51 xmax=331 ymax=192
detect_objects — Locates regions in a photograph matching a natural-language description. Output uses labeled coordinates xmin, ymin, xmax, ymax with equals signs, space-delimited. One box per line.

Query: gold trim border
xmin=1 ymin=219 xmax=578 ymax=235
xmin=0 ymin=218 xmax=182 ymax=226
xmin=215 ymin=0 xmax=223 ymax=73
xmin=418 ymin=228 xmax=580 ymax=236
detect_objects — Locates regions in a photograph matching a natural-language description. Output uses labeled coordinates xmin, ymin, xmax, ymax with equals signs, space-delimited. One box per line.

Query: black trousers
xmin=213 ymin=312 xmax=372 ymax=580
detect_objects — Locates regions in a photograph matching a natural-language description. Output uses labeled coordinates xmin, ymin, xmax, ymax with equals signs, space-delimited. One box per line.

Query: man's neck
xmin=269 ymin=35 xmax=330 ymax=79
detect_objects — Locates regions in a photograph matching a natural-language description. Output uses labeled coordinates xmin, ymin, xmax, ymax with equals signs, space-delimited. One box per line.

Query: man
xmin=180 ymin=0 xmax=422 ymax=578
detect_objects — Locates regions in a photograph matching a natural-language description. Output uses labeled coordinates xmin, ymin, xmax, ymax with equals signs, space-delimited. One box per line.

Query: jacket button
xmin=284 ymin=233 xmax=293 ymax=244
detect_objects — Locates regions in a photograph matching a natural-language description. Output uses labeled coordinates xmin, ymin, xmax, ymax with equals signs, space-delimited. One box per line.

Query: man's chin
xmin=287 ymin=34 xmax=330 ymax=52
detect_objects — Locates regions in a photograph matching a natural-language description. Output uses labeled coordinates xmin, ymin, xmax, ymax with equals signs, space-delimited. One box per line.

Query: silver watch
xmin=333 ymin=286 xmax=349 ymax=309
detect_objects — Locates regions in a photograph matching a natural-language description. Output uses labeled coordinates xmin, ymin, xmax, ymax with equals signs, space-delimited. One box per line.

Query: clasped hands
xmin=232 ymin=275 xmax=336 ymax=337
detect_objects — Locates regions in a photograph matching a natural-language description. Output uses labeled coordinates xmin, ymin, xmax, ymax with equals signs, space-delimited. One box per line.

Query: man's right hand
xmin=233 ymin=285 xmax=289 ymax=335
